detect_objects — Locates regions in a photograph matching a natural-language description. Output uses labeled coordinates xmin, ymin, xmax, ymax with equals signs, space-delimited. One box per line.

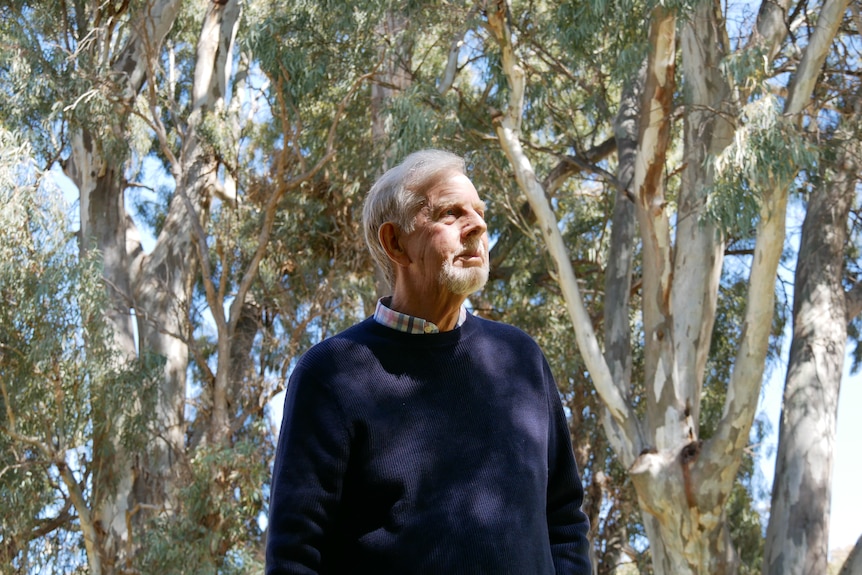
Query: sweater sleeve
xmin=544 ymin=359 xmax=592 ymax=575
xmin=266 ymin=356 xmax=350 ymax=575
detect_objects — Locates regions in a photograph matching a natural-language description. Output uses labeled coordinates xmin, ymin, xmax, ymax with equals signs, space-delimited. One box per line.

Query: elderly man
xmin=266 ymin=149 xmax=591 ymax=574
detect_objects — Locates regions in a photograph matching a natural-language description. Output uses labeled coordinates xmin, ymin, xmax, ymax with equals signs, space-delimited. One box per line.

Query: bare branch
xmin=486 ymin=0 xmax=642 ymax=462
xmin=57 ymin=459 xmax=102 ymax=575
xmin=438 ymin=4 xmax=479 ymax=94
xmin=846 ymin=281 xmax=862 ymax=322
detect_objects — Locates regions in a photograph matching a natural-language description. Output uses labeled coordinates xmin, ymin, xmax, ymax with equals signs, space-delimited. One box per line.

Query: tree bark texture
xmin=133 ymin=0 xmax=242 ymax=493
xmin=760 ymin=3 xmax=851 ymax=571
xmin=674 ymin=0 xmax=733 ymax=430
xmin=487 ymin=0 xmax=639 ymax=452
xmin=763 ymin=138 xmax=858 ymax=575
xmin=601 ymin=65 xmax=642 ymax=468
xmin=840 ymin=535 xmax=862 ymax=575
xmin=632 ymin=6 xmax=678 ymax=455
xmin=370 ymin=11 xmax=412 ymax=299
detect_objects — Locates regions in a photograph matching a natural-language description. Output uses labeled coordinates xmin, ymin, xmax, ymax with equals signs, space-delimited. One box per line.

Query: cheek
xmin=432 ymin=229 xmax=461 ymax=252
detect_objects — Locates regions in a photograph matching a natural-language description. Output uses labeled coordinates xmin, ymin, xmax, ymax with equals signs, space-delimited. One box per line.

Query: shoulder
xmin=284 ymin=318 xmax=385 ymax=409
xmin=298 ymin=318 xmax=379 ymax=366
xmin=465 ymin=313 xmax=544 ymax=354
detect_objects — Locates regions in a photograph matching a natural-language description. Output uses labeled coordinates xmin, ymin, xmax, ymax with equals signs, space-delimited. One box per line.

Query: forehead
xmin=422 ymin=173 xmax=485 ymax=209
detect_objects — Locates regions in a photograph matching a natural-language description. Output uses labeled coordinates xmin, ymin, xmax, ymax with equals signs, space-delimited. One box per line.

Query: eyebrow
xmin=427 ymin=199 xmax=487 ymax=213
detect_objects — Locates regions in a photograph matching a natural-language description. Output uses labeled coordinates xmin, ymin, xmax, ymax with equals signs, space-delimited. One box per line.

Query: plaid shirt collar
xmin=373 ymin=297 xmax=467 ymax=334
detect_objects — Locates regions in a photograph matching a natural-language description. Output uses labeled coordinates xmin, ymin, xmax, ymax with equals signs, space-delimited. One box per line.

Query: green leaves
xmin=0 ymin=128 xmax=160 ymax=571
xmin=706 ymin=93 xmax=819 ymax=238
xmin=136 ymin=434 xmax=269 ymax=574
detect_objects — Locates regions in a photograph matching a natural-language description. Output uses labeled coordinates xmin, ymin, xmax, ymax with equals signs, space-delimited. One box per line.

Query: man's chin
xmin=441 ymin=265 xmax=489 ymax=296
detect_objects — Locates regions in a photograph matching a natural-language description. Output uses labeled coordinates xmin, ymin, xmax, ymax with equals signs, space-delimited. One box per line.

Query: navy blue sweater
xmin=266 ymin=314 xmax=591 ymax=574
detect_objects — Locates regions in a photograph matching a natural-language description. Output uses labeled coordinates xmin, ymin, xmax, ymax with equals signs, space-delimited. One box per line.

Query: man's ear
xmin=379 ymin=222 xmax=412 ymax=267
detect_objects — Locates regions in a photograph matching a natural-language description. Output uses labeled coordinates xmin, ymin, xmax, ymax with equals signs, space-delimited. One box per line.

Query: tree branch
xmin=486 ymin=0 xmax=642 ymax=457
xmin=846 ymin=281 xmax=862 ymax=322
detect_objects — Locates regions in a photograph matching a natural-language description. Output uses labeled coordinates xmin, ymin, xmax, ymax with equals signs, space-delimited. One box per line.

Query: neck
xmin=390 ymin=286 xmax=466 ymax=332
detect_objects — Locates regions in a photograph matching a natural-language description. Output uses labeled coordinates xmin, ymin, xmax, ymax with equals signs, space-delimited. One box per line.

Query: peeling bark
xmin=483 ymin=0 xmax=848 ymax=573
xmin=674 ymin=0 xmax=733 ymax=430
xmin=632 ymin=7 xmax=678 ymax=453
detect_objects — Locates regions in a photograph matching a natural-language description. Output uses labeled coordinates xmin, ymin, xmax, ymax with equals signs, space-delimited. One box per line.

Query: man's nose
xmin=463 ymin=209 xmax=487 ymax=238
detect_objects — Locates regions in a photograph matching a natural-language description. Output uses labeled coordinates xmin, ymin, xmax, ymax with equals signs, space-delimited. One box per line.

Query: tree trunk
xmin=486 ymin=0 xmax=787 ymax=573
xmin=60 ymin=2 xmax=182 ymax=568
xmin=485 ymin=0 xmax=850 ymax=571
xmin=601 ymin=62 xmax=641 ymax=478
xmin=132 ymin=0 xmax=242 ymax=502
xmin=369 ymin=11 xmax=412 ymax=300
xmin=839 ymin=535 xmax=862 ymax=575
xmin=64 ymin=131 xmax=140 ymax=570
xmin=763 ymin=134 xmax=857 ymax=575
xmin=674 ymin=0 xmax=733 ymax=430
xmin=593 ymin=64 xmax=641 ymax=574
xmin=761 ymin=1 xmax=852 ymax=572
xmin=631 ymin=447 xmax=738 ymax=574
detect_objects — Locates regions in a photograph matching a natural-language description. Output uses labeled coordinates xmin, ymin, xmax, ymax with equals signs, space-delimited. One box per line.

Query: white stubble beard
xmin=439 ymin=240 xmax=489 ymax=295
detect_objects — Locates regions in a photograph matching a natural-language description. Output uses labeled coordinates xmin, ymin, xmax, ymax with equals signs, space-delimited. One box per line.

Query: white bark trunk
xmin=631 ymin=7 xmax=680 ymax=454
xmin=763 ymin=126 xmax=857 ymax=575
xmin=693 ymin=0 xmax=841 ymax=519
xmin=486 ymin=0 xmax=849 ymax=572
xmin=783 ymin=0 xmax=849 ymax=117
xmin=133 ymin=0 xmax=242 ymax=481
xmin=674 ymin=0 xmax=732 ymax=430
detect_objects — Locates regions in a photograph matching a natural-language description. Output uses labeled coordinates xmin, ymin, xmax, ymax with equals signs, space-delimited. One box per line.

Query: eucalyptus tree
xmin=3 ymin=0 xmax=855 ymax=573
xmin=765 ymin=113 xmax=859 ymax=575
xmin=0 ymin=0 xmax=384 ymax=570
xmin=319 ymin=0 xmax=780 ymax=571
xmin=478 ymin=0 xmax=848 ymax=572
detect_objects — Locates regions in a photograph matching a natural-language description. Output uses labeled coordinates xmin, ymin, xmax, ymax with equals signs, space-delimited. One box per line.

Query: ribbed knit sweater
xmin=266 ymin=314 xmax=591 ymax=574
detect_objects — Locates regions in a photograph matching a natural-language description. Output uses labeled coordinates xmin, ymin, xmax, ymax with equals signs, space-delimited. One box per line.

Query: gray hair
xmin=363 ymin=149 xmax=467 ymax=288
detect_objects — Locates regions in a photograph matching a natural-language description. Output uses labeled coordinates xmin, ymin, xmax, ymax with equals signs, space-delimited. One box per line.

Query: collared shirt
xmin=373 ymin=297 xmax=467 ymax=334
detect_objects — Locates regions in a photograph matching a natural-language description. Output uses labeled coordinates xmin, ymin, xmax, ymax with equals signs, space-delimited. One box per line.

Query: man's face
xmin=401 ymin=172 xmax=489 ymax=296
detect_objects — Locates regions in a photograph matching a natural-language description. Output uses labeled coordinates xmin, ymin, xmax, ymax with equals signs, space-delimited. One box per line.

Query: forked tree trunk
xmin=60 ymin=0 xmax=242 ymax=567
xmin=132 ymin=0 xmax=242 ymax=501
xmin=62 ymin=1 xmax=181 ymax=566
xmin=486 ymin=0 xmax=849 ymax=572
